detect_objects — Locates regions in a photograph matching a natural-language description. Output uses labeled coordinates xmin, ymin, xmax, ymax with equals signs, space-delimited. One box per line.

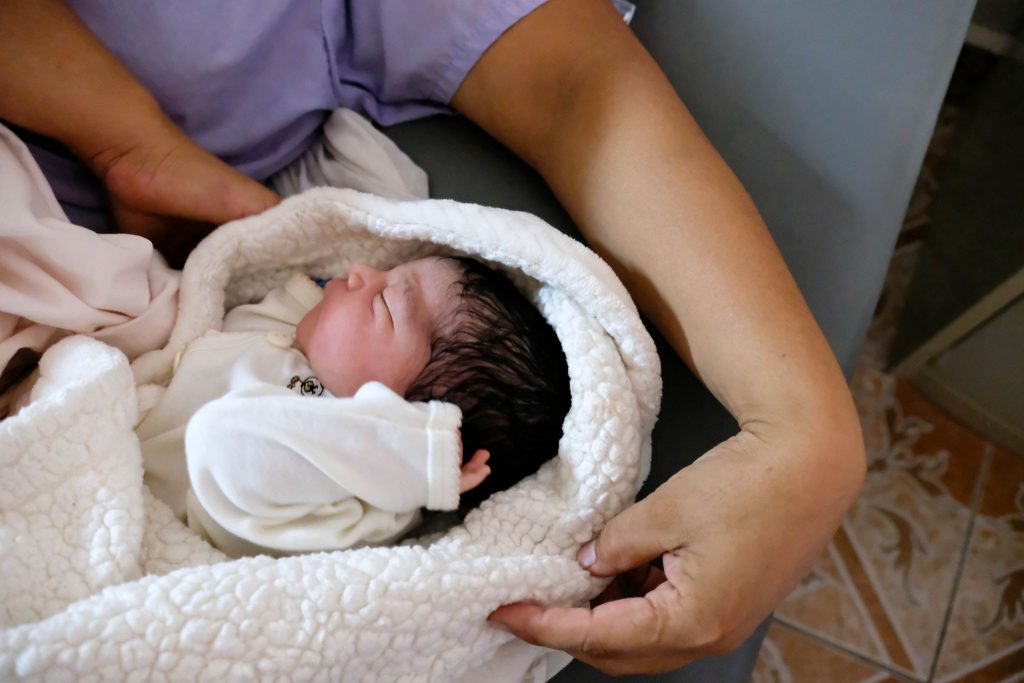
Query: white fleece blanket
xmin=0 ymin=187 xmax=661 ymax=682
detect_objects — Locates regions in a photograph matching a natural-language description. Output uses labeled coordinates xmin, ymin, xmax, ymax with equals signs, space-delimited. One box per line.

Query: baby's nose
xmin=346 ymin=263 xmax=382 ymax=289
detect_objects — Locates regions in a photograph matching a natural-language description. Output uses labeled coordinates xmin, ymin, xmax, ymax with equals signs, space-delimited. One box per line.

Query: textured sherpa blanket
xmin=0 ymin=187 xmax=661 ymax=682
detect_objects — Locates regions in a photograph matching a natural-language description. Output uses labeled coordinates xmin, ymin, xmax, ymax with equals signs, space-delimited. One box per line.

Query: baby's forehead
xmin=405 ymin=257 xmax=467 ymax=332
xmin=397 ymin=255 xmax=463 ymax=309
xmin=407 ymin=254 xmax=455 ymax=270
xmin=407 ymin=256 xmax=464 ymax=286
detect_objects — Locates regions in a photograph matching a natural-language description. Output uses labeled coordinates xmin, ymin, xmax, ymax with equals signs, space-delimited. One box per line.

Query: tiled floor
xmin=752 ymin=365 xmax=1019 ymax=681
xmin=752 ymin=48 xmax=1022 ymax=683
xmin=753 ymin=369 xmax=1023 ymax=682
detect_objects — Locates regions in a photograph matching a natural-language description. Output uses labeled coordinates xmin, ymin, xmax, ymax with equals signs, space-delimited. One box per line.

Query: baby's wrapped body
xmin=0 ymin=188 xmax=659 ymax=680
xmin=136 ymin=272 xmax=463 ymax=558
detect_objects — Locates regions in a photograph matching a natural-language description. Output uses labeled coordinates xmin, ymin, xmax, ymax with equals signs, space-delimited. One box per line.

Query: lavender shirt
xmin=18 ymin=1 xmax=547 ymax=231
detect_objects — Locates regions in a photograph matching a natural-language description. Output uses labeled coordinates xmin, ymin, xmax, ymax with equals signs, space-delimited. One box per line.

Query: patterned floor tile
xmin=753 ymin=621 xmax=910 ymax=683
xmin=776 ymin=540 xmax=889 ymax=662
xmin=935 ymin=447 xmax=1024 ymax=682
xmin=776 ymin=377 xmax=989 ymax=677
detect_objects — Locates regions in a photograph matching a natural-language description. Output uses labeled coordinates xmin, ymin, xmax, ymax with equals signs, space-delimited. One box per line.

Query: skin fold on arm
xmin=453 ymin=0 xmax=866 ymax=674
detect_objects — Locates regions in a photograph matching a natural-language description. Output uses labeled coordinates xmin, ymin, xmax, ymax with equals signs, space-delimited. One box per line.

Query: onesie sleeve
xmin=184 ymin=381 xmax=462 ymax=554
xmin=323 ymin=0 xmax=550 ymax=125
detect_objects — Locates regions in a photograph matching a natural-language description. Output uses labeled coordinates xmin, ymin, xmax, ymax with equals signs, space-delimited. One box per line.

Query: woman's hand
xmin=93 ymin=125 xmax=281 ymax=267
xmin=490 ymin=427 xmax=864 ymax=675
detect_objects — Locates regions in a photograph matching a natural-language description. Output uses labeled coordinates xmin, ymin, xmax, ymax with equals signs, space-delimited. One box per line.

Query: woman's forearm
xmin=541 ymin=57 xmax=858 ymax=442
xmin=0 ymin=0 xmax=169 ymax=173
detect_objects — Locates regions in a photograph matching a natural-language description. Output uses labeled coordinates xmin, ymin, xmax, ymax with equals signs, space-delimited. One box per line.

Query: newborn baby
xmin=136 ymin=256 xmax=570 ymax=557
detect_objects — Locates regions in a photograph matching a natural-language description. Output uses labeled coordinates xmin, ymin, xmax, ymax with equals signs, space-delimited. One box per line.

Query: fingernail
xmin=577 ymin=541 xmax=596 ymax=569
xmin=487 ymin=617 xmax=511 ymax=632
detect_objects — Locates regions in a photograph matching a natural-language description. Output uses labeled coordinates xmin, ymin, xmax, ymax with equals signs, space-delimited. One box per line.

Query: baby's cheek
xmin=368 ymin=350 xmax=412 ymax=396
xmin=294 ymin=310 xmax=316 ymax=354
xmin=398 ymin=349 xmax=432 ymax=395
xmin=316 ymin=364 xmax=357 ymax=397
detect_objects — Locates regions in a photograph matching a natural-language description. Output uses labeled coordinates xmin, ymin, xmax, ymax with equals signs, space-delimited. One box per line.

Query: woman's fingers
xmin=489 ymin=586 xmax=694 ymax=675
xmin=103 ymin=136 xmax=281 ymax=227
xmin=490 ymin=599 xmax=657 ymax=657
xmin=591 ymin=563 xmax=666 ymax=606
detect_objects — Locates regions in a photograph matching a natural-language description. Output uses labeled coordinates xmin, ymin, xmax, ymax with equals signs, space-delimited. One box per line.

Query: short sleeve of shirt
xmin=323 ymin=1 xmax=550 ymax=126
xmin=23 ymin=0 xmax=554 ymax=231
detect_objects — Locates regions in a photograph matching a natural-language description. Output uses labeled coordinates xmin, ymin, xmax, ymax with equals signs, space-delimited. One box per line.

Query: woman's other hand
xmin=93 ymin=125 xmax=281 ymax=267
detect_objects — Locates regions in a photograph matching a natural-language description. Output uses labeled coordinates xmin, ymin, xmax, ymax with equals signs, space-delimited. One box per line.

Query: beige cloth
xmin=270 ymin=108 xmax=428 ymax=200
xmin=0 ymin=123 xmax=179 ymax=414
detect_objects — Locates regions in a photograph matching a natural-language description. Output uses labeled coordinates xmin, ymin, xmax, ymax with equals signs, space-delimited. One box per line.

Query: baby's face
xmin=295 ymin=257 xmax=461 ymax=397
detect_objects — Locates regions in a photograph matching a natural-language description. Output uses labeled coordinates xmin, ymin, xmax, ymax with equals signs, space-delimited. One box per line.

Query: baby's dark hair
xmin=405 ymin=256 xmax=571 ymax=513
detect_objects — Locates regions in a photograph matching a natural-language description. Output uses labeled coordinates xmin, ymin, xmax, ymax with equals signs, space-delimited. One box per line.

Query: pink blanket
xmin=0 ymin=124 xmax=178 ymax=413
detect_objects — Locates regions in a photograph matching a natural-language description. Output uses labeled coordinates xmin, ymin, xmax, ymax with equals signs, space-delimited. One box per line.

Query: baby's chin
xmin=322 ymin=371 xmax=412 ymax=399
xmin=294 ymin=310 xmax=316 ymax=355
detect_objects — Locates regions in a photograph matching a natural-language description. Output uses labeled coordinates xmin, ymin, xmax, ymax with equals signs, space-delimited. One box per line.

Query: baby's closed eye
xmin=375 ymin=293 xmax=393 ymax=325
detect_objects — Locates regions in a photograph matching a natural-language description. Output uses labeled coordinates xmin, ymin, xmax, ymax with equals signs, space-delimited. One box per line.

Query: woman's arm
xmin=0 ymin=0 xmax=162 ymax=170
xmin=453 ymin=0 xmax=865 ymax=674
xmin=0 ymin=0 xmax=279 ymax=263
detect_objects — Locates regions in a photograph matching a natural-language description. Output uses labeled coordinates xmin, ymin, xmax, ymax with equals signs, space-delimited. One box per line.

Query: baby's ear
xmin=459 ymin=449 xmax=491 ymax=493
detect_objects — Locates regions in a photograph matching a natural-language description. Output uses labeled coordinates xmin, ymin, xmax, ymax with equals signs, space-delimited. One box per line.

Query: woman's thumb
xmin=577 ymin=494 xmax=675 ymax=577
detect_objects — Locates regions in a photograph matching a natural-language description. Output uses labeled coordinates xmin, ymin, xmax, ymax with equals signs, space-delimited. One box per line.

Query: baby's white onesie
xmin=135 ymin=273 xmax=462 ymax=558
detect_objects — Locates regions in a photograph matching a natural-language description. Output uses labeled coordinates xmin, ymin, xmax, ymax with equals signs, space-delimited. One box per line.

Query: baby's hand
xmin=457 ymin=430 xmax=490 ymax=493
